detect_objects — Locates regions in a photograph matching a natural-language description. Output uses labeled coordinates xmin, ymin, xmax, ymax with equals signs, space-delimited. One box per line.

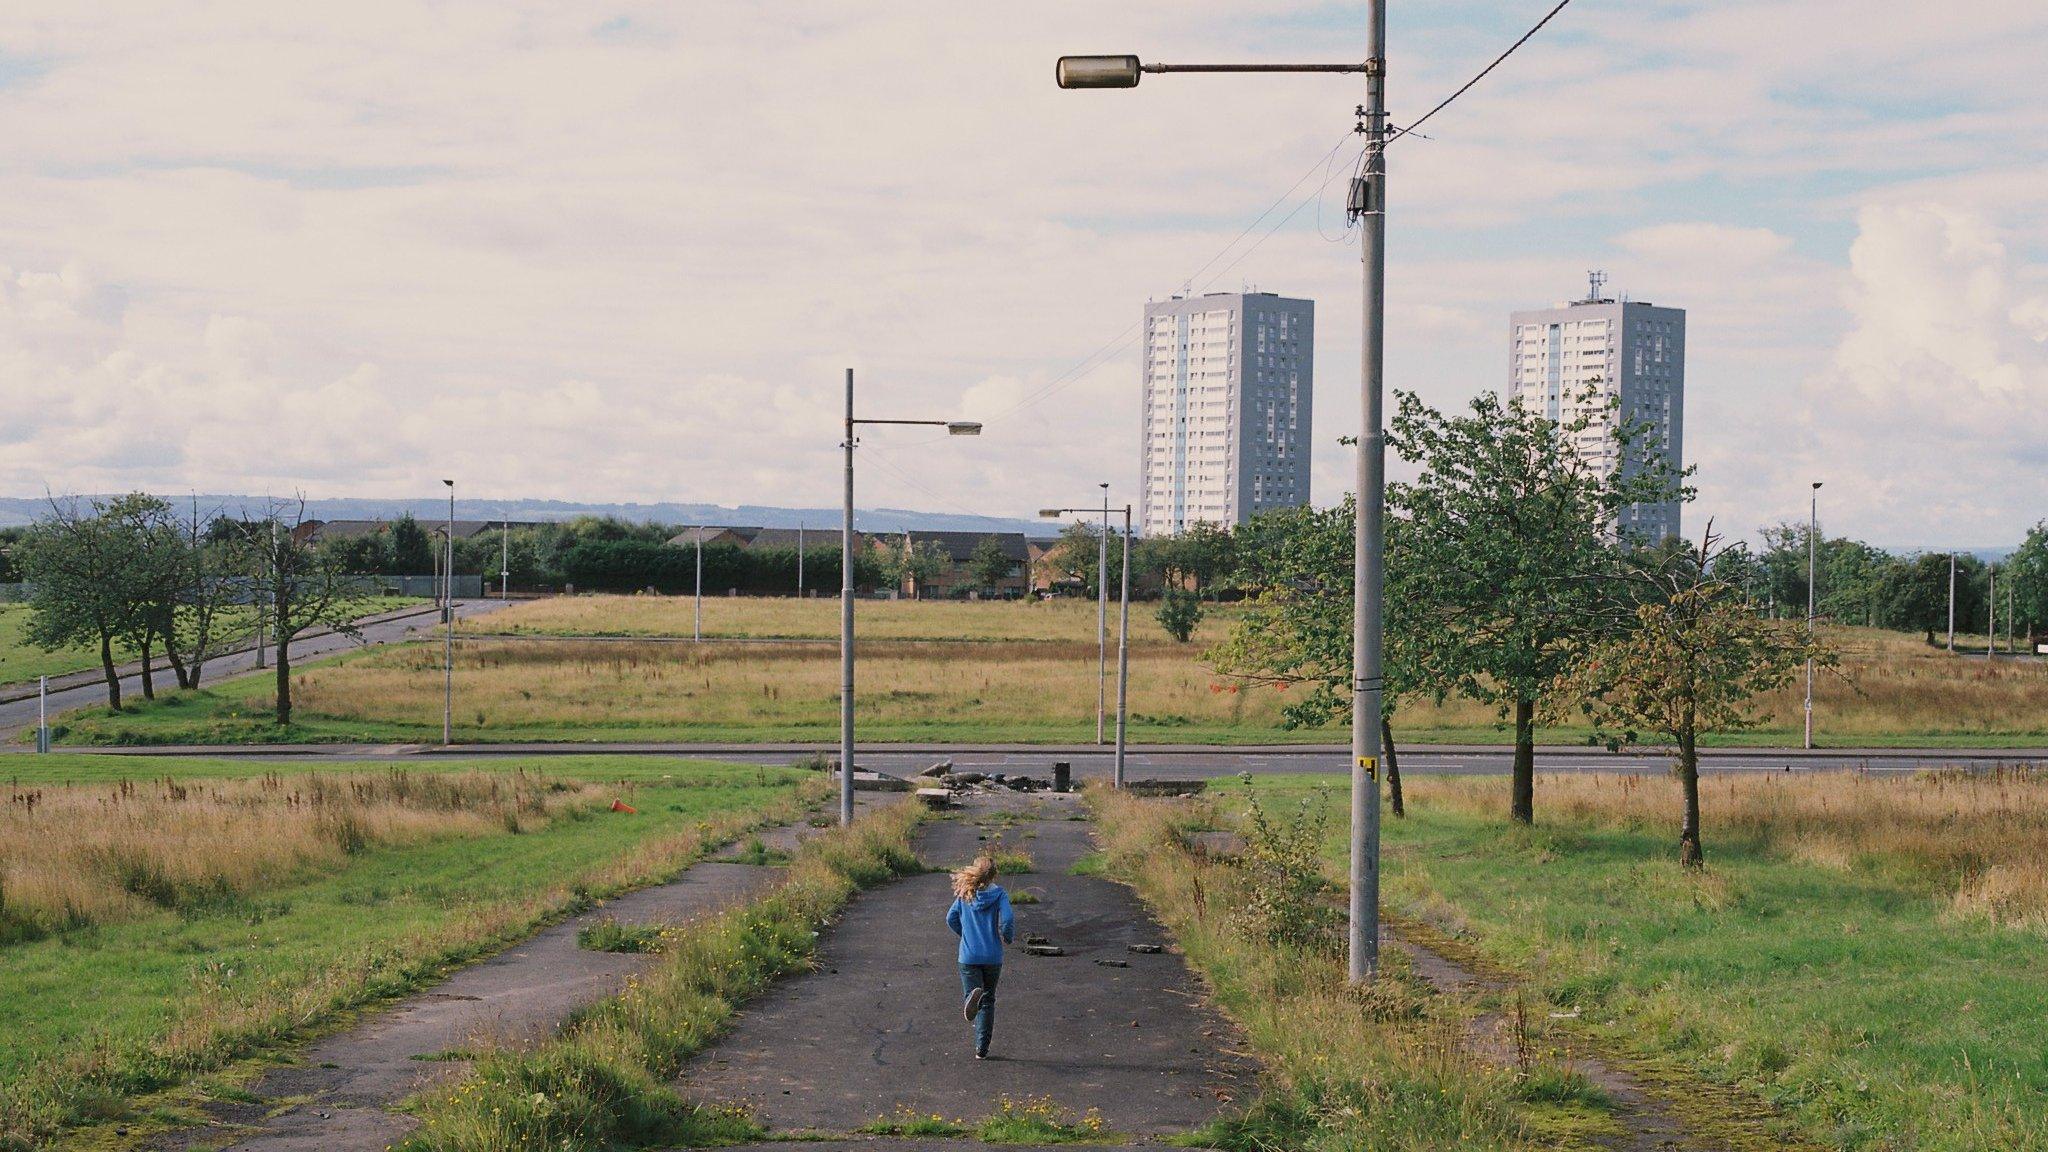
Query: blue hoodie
xmin=946 ymin=884 xmax=1015 ymax=966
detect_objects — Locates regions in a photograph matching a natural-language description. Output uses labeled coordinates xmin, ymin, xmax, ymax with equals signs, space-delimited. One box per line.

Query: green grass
xmin=1212 ymin=773 xmax=2048 ymax=1152
xmin=0 ymin=756 xmax=814 ymax=1151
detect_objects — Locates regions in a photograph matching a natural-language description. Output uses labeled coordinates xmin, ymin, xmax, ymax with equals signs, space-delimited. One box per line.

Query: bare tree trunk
xmin=164 ymin=625 xmax=190 ymax=690
xmin=1381 ymin=714 xmax=1405 ymax=818
xmin=274 ymin=632 xmax=292 ymax=726
xmin=1678 ymin=728 xmax=1704 ymax=869
xmin=100 ymin=629 xmax=123 ymax=711
xmin=138 ymin=634 xmax=155 ymax=701
xmin=1511 ymin=698 xmax=1536 ymax=824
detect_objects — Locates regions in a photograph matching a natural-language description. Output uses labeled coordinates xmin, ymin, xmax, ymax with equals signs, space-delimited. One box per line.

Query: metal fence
xmin=379 ymin=574 xmax=483 ymax=599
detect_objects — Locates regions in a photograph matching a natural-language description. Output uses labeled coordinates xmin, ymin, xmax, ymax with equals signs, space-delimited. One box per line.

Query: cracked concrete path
xmin=147 ymin=806 xmax=868 ymax=1152
xmin=678 ymin=791 xmax=1253 ymax=1144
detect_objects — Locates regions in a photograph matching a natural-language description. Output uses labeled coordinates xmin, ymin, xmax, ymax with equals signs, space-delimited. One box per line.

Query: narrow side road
xmin=679 ymin=792 xmax=1253 ymax=1145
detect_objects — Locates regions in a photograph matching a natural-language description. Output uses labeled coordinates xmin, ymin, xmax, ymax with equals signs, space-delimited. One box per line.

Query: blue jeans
xmin=959 ymin=963 xmax=1001 ymax=1056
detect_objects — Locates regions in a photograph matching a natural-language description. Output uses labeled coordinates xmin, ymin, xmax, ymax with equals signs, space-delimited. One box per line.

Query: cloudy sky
xmin=0 ymin=2 xmax=2042 ymax=547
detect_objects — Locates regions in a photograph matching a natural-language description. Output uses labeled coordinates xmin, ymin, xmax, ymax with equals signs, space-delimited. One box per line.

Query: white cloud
xmin=1797 ymin=203 xmax=2048 ymax=543
xmin=0 ymin=1 xmax=2039 ymax=545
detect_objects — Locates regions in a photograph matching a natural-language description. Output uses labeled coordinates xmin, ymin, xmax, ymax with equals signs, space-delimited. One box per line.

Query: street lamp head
xmin=443 ymin=479 xmax=454 ymax=488
xmin=1038 ymin=509 xmax=1065 ymax=519
xmin=1812 ymin=481 xmax=1824 ymax=490
xmin=1057 ymin=55 xmax=1142 ymax=89
xmin=946 ymin=422 xmax=983 ymax=436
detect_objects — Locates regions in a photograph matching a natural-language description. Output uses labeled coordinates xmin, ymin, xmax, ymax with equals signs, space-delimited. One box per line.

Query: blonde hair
xmin=952 ymin=855 xmax=998 ymax=901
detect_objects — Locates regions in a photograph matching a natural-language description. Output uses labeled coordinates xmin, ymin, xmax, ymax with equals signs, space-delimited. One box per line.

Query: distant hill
xmin=0 ymin=494 xmax=1059 ymax=538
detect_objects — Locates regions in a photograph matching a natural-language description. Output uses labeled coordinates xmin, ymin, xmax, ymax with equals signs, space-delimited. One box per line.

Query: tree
xmin=1148 ymin=522 xmax=1236 ymax=598
xmin=0 ymin=527 xmax=25 ymax=583
xmin=389 ymin=514 xmax=434 ymax=574
xmin=2008 ymin=522 xmax=2048 ymax=642
xmin=17 ymin=497 xmax=149 ymax=708
xmin=1047 ymin=521 xmax=1116 ymax=598
xmin=1566 ymin=528 xmax=1828 ymax=868
xmin=900 ymin=540 xmax=949 ymax=598
xmin=1156 ymin=586 xmax=1203 ymax=643
xmin=1388 ymin=386 xmax=1688 ymax=825
xmin=243 ymin=501 xmax=372 ymax=726
xmin=105 ymin=494 xmax=191 ymax=700
xmin=1206 ymin=498 xmax=1427 ymax=816
xmin=967 ymin=535 xmax=1014 ymax=593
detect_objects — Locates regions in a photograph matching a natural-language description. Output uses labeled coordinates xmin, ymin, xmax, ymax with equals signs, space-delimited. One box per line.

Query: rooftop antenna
xmin=1585 ymin=270 xmax=1607 ymax=303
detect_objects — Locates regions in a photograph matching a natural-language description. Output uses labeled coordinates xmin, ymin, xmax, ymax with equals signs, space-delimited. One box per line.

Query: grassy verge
xmin=1089 ymin=788 xmax=1552 ymax=1152
xmin=1215 ymin=772 xmax=2048 ymax=1152
xmin=396 ymin=798 xmax=925 ymax=1151
xmin=0 ymin=757 xmax=821 ymax=1152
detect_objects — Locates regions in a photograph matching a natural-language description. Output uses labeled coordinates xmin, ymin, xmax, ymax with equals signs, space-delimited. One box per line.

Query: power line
xmin=977 ymin=0 xmax=1577 ymax=428
xmin=1397 ymin=0 xmax=1574 ymax=142
xmin=984 ymin=129 xmax=1360 ymax=423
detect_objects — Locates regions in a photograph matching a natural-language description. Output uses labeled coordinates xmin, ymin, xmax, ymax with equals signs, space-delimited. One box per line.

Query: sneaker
xmin=963 ymin=987 xmax=985 ymax=1022
xmin=975 ymin=1052 xmax=987 ymax=1060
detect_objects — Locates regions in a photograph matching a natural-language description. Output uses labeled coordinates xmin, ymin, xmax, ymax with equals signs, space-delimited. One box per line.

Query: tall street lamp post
xmin=694 ymin=525 xmax=705 ymax=641
xmin=841 ymin=367 xmax=982 ymax=825
xmin=443 ymin=479 xmax=455 ymax=747
xmin=1055 ymin=30 xmax=1386 ymax=982
xmin=1097 ymin=483 xmax=1110 ymax=745
xmin=1801 ymin=482 xmax=1824 ymax=747
xmin=1044 ymin=503 xmax=1131 ymax=788
xmin=1948 ymin=553 xmax=1957 ymax=652
xmin=1988 ymin=564 xmax=1997 ymax=660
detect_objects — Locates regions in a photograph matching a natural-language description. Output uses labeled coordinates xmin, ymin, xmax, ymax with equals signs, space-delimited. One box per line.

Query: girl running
xmin=945 ymin=855 xmax=1015 ymax=1059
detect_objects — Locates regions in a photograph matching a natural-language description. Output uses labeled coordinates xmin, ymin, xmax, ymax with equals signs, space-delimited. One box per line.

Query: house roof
xmin=897 ymin=530 xmax=1030 ymax=563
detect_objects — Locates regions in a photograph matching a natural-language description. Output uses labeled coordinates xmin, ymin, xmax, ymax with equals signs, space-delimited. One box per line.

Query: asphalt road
xmin=0 ymin=600 xmax=506 ymax=740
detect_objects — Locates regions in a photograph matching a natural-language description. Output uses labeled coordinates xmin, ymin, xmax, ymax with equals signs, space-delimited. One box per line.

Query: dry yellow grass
xmin=300 ymin=637 xmax=1296 ymax=736
xmin=1406 ymin=767 xmax=2048 ymax=931
xmin=471 ymin=593 xmax=1237 ymax=646
xmin=456 ymin=605 xmax=2048 ymax=741
xmin=0 ymin=769 xmax=601 ymax=934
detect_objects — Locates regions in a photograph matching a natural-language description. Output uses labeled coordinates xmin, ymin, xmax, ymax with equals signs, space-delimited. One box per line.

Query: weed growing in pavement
xmin=991 ymin=849 xmax=1034 ymax=874
xmin=858 ymin=1106 xmax=969 ymax=1137
xmin=728 ymin=836 xmax=791 ymax=866
xmin=974 ymin=1095 xmax=1108 ymax=1144
xmin=398 ymin=801 xmax=926 ymax=1152
xmin=576 ymin=917 xmax=668 ymax=954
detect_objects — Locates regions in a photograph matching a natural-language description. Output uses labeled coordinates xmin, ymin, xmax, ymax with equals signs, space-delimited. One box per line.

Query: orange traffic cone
xmin=610 ymin=799 xmax=638 ymax=814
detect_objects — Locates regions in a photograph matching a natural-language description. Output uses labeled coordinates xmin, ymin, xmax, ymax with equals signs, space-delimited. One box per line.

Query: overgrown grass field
xmin=1212 ymin=770 xmax=2048 ymax=1152
xmin=472 ymin=593 xmax=1238 ymax=645
xmin=53 ymin=605 xmax=2048 ymax=747
xmin=0 ymin=753 xmax=820 ymax=1151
